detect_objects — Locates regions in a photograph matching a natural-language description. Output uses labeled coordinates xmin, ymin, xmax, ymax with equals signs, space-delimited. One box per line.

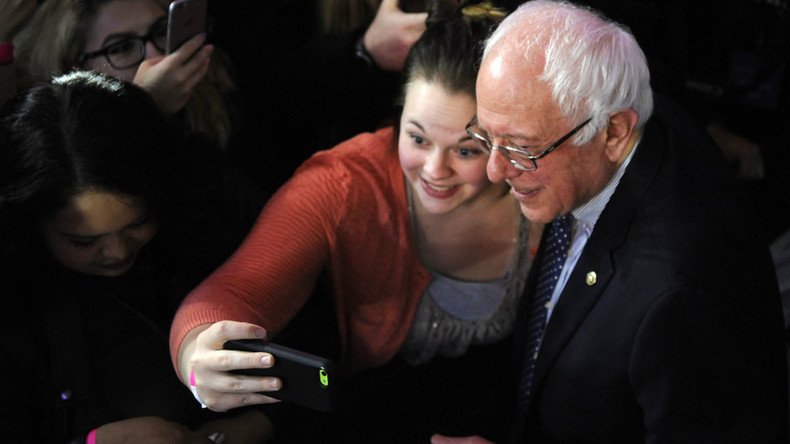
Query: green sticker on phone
xmin=319 ymin=368 xmax=329 ymax=387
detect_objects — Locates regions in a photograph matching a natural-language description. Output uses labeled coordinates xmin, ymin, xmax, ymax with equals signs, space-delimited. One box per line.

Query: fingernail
xmin=269 ymin=378 xmax=281 ymax=389
xmin=261 ymin=355 xmax=271 ymax=366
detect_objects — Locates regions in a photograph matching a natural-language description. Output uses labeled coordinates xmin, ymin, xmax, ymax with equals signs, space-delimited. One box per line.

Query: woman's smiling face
xmin=398 ymin=79 xmax=496 ymax=215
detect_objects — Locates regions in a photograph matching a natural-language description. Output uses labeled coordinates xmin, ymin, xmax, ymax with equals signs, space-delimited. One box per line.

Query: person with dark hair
xmin=170 ymin=1 xmax=537 ymax=441
xmin=436 ymin=0 xmax=787 ymax=442
xmin=0 ymin=71 xmax=265 ymax=443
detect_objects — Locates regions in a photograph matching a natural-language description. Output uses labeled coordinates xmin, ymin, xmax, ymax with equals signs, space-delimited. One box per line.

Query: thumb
xmin=138 ymin=55 xmax=167 ymax=70
xmin=401 ymin=10 xmax=428 ymax=26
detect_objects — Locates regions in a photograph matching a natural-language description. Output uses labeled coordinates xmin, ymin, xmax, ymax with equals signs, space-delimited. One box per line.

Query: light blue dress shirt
xmin=545 ymin=139 xmax=640 ymax=322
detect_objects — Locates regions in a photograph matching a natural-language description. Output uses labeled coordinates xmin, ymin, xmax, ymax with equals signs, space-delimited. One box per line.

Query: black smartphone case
xmin=224 ymin=339 xmax=334 ymax=412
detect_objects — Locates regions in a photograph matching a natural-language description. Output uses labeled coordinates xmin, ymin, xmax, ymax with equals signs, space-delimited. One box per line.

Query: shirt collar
xmin=571 ymin=135 xmax=641 ymax=230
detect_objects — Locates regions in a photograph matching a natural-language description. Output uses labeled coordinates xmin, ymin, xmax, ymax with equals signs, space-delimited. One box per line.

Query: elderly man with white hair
xmin=434 ymin=0 xmax=788 ymax=442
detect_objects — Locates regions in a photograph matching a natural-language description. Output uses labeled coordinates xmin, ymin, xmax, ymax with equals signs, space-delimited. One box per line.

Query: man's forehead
xmin=478 ymin=58 xmax=551 ymax=110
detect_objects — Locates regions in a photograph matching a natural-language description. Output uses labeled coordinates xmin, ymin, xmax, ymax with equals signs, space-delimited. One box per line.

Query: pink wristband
xmin=189 ymin=369 xmax=208 ymax=408
xmin=86 ymin=428 xmax=97 ymax=444
xmin=0 ymin=43 xmax=13 ymax=65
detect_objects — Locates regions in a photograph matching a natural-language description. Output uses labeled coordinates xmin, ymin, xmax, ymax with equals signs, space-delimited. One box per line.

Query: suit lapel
xmin=531 ymin=115 xmax=668 ymax=394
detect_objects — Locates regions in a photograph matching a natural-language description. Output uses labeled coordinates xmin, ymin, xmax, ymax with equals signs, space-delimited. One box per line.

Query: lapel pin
xmin=586 ymin=271 xmax=597 ymax=286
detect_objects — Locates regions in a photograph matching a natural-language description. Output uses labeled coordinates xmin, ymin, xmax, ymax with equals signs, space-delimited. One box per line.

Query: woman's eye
xmin=106 ymin=39 xmax=137 ymax=56
xmin=458 ymin=146 xmax=482 ymax=158
xmin=409 ymin=133 xmax=426 ymax=146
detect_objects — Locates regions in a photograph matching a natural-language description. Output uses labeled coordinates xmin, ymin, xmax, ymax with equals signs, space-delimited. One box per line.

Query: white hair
xmin=483 ymin=0 xmax=653 ymax=144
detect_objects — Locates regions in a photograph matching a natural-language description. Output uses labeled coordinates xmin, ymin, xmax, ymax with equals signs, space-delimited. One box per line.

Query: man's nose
xmin=487 ymin=148 xmax=521 ymax=183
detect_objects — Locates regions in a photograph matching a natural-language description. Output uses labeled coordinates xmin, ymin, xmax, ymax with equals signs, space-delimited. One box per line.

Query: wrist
xmin=86 ymin=428 xmax=97 ymax=444
xmin=0 ymin=42 xmax=14 ymax=65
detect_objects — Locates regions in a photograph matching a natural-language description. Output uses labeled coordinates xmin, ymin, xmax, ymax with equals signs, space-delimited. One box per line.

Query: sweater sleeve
xmin=169 ymin=143 xmax=355 ymax=364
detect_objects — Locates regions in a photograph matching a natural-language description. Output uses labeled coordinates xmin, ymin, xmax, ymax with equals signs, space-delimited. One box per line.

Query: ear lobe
xmin=604 ymin=109 xmax=639 ymax=162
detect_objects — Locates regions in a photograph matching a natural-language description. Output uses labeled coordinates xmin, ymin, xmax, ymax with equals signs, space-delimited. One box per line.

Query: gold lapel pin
xmin=586 ymin=271 xmax=597 ymax=286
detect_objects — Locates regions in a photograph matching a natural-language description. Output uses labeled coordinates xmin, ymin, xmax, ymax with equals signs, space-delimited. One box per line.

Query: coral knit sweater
xmin=170 ymin=128 xmax=430 ymax=371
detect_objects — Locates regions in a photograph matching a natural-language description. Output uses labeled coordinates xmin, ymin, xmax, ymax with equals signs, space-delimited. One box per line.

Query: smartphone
xmin=224 ymin=339 xmax=334 ymax=412
xmin=165 ymin=0 xmax=208 ymax=54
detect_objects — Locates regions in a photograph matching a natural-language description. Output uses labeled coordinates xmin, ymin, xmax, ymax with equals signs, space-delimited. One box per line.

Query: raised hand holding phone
xmin=179 ymin=320 xmax=283 ymax=412
xmin=224 ymin=339 xmax=335 ymax=412
xmin=133 ymin=32 xmax=212 ymax=114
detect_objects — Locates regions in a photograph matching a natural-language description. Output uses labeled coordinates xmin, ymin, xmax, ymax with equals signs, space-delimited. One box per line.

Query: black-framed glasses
xmin=466 ymin=116 xmax=593 ymax=171
xmin=79 ymin=19 xmax=168 ymax=70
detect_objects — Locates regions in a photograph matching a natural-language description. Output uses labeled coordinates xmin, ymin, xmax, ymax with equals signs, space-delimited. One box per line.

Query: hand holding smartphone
xmin=224 ymin=339 xmax=335 ymax=412
xmin=166 ymin=0 xmax=208 ymax=54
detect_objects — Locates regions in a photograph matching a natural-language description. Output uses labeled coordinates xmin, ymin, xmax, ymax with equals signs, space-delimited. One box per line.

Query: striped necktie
xmin=510 ymin=214 xmax=572 ymax=441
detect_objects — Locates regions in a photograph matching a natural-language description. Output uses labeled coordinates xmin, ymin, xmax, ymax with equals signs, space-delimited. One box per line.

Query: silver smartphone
xmin=165 ymin=0 xmax=208 ymax=54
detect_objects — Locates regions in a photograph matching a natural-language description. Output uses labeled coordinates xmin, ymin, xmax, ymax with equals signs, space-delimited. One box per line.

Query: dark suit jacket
xmin=516 ymin=96 xmax=789 ymax=442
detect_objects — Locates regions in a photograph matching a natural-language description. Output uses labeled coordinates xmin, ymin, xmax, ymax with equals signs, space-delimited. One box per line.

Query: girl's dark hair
xmin=403 ymin=0 xmax=506 ymax=97
xmin=0 ymin=71 xmax=181 ymax=268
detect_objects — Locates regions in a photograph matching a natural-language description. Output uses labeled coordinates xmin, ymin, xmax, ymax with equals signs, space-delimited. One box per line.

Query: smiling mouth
xmin=420 ymin=178 xmax=458 ymax=198
xmin=507 ymin=182 xmax=541 ymax=199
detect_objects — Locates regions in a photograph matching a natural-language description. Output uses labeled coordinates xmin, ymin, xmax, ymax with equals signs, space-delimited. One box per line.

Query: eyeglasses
xmin=79 ymin=20 xmax=168 ymax=70
xmin=466 ymin=116 xmax=593 ymax=171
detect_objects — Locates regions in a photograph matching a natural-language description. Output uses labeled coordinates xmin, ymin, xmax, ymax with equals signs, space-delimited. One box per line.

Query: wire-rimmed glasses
xmin=466 ymin=116 xmax=593 ymax=171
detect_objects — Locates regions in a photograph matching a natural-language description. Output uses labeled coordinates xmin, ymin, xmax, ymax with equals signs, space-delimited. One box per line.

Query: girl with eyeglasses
xmin=11 ymin=0 xmax=236 ymax=150
xmin=171 ymin=1 xmax=540 ymax=441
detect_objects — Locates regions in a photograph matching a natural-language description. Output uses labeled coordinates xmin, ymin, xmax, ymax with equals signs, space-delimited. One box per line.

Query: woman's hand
xmin=363 ymin=0 xmax=427 ymax=72
xmin=133 ymin=33 xmax=213 ymax=115
xmin=94 ymin=416 xmax=215 ymax=443
xmin=180 ymin=321 xmax=283 ymax=412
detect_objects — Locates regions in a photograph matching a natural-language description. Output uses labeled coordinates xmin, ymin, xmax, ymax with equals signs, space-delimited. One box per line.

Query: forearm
xmin=175 ymin=323 xmax=211 ymax=383
xmin=169 ymin=163 xmax=344 ymax=366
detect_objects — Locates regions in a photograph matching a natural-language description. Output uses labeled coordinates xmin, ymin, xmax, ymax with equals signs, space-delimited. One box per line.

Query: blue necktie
xmin=510 ymin=214 xmax=572 ymax=441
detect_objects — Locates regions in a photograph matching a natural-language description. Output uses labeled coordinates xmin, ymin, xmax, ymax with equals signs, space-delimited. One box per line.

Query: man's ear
xmin=604 ymin=109 xmax=639 ymax=163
